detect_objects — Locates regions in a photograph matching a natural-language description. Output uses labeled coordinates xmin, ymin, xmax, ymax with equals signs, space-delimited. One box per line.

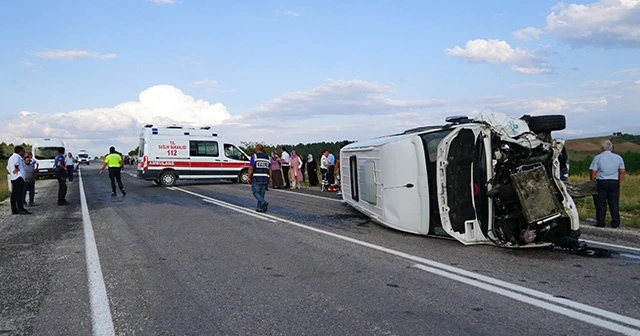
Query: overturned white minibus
xmin=340 ymin=111 xmax=581 ymax=249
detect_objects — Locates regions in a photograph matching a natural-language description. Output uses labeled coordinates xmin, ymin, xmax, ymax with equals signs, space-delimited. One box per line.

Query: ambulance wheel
xmin=237 ymin=169 xmax=249 ymax=184
xmin=159 ymin=171 xmax=177 ymax=186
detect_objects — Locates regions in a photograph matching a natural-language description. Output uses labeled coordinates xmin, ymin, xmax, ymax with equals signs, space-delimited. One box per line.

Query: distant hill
xmin=565 ymin=135 xmax=640 ymax=161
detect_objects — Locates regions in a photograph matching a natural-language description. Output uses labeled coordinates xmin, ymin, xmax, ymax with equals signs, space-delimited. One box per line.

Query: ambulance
xmin=137 ymin=125 xmax=251 ymax=186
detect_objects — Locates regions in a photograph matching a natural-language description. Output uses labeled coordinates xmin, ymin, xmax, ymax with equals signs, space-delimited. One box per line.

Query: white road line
xmin=169 ymin=186 xmax=640 ymax=333
xmin=582 ymin=239 xmax=640 ymax=253
xmin=79 ymin=170 xmax=116 ymax=336
xmin=202 ymin=199 xmax=278 ymax=223
xmin=411 ymin=264 xmax=640 ymax=336
xmin=238 ymin=183 xmax=344 ymax=203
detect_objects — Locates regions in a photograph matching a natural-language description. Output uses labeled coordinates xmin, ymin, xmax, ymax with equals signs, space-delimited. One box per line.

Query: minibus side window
xmin=359 ymin=160 xmax=376 ymax=205
xmin=190 ymin=141 xmax=219 ymax=157
xmin=349 ymin=155 xmax=359 ymax=201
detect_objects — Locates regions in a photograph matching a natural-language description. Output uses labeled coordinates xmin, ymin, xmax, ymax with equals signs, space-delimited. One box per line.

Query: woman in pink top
xmin=270 ymin=152 xmax=284 ymax=189
xmin=289 ymin=150 xmax=303 ymax=189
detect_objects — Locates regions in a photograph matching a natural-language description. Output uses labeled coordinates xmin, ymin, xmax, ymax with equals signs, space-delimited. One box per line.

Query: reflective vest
xmin=105 ymin=153 xmax=122 ymax=168
xmin=252 ymin=152 xmax=270 ymax=183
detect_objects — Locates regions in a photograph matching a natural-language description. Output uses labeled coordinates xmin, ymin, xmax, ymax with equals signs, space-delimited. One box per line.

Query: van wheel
xmin=238 ymin=169 xmax=249 ymax=184
xmin=159 ymin=171 xmax=177 ymax=186
xmin=521 ymin=115 xmax=566 ymax=133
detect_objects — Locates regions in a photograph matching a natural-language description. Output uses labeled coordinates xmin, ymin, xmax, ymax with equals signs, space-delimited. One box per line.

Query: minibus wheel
xmin=159 ymin=171 xmax=177 ymax=186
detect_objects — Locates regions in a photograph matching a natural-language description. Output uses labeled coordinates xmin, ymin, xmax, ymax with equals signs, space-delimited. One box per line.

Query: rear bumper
xmin=36 ymin=168 xmax=56 ymax=177
xmin=137 ymin=169 xmax=160 ymax=180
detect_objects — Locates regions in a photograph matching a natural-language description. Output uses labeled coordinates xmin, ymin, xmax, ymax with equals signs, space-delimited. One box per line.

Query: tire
xmin=159 ymin=171 xmax=177 ymax=186
xmin=237 ymin=169 xmax=249 ymax=184
xmin=521 ymin=114 xmax=566 ymax=133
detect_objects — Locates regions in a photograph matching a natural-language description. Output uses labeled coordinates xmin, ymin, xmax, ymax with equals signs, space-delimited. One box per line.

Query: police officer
xmin=589 ymin=140 xmax=626 ymax=228
xmin=247 ymin=144 xmax=272 ymax=212
xmin=54 ymin=147 xmax=70 ymax=205
xmin=100 ymin=146 xmax=126 ymax=196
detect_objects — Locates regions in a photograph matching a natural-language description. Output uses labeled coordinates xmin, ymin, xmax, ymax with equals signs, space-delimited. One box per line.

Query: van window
xmin=358 ymin=160 xmax=377 ymax=205
xmin=190 ymin=141 xmax=219 ymax=157
xmin=34 ymin=147 xmax=59 ymax=160
xmin=223 ymin=144 xmax=248 ymax=161
xmin=349 ymin=156 xmax=359 ymax=201
xmin=138 ymin=138 xmax=145 ymax=157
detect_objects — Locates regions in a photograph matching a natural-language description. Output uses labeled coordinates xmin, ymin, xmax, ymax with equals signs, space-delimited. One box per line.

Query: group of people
xmin=266 ymin=146 xmax=338 ymax=190
xmin=247 ymin=145 xmax=341 ymax=213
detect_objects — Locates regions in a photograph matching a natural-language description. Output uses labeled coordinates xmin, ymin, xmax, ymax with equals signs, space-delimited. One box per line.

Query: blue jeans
xmin=251 ymin=181 xmax=268 ymax=209
xmin=24 ymin=181 xmax=35 ymax=204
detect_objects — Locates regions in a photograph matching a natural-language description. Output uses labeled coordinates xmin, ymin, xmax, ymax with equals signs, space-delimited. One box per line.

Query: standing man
xmin=280 ymin=146 xmax=291 ymax=189
xmin=24 ymin=154 xmax=37 ymax=206
xmin=66 ymin=152 xmax=76 ymax=182
xmin=589 ymin=140 xmax=626 ymax=228
xmin=7 ymin=146 xmax=31 ymax=214
xmin=327 ymin=150 xmax=336 ymax=186
xmin=247 ymin=144 xmax=272 ymax=212
xmin=100 ymin=146 xmax=126 ymax=196
xmin=54 ymin=147 xmax=69 ymax=205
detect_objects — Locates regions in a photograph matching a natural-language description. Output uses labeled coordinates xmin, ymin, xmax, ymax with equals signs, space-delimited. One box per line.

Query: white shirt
xmin=281 ymin=151 xmax=290 ymax=166
xmin=321 ymin=154 xmax=329 ymax=169
xmin=7 ymin=153 xmax=26 ymax=181
xmin=65 ymin=156 xmax=75 ymax=166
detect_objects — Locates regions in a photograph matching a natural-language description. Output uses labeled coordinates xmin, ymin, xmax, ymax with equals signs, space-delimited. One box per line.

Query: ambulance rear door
xmin=153 ymin=136 xmax=190 ymax=176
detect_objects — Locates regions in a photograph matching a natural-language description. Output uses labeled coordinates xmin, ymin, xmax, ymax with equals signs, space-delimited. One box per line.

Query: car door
xmin=221 ymin=143 xmax=250 ymax=179
xmin=436 ymin=126 xmax=491 ymax=245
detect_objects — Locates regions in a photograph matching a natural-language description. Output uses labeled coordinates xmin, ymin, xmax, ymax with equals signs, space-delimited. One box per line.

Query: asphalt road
xmin=1 ymin=163 xmax=639 ymax=336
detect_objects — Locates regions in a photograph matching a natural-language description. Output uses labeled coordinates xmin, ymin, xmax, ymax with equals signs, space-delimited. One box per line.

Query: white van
xmin=340 ymin=111 xmax=582 ymax=250
xmin=78 ymin=150 xmax=90 ymax=165
xmin=32 ymin=138 xmax=66 ymax=178
xmin=137 ymin=125 xmax=251 ymax=186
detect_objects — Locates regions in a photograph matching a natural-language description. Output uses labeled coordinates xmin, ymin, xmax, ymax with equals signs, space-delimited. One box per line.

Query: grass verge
xmin=569 ymin=173 xmax=640 ymax=229
xmin=0 ymin=159 xmax=9 ymax=201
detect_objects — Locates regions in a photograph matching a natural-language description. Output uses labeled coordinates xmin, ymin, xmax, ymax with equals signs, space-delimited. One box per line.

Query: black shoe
xmin=256 ymin=208 xmax=265 ymax=213
xmin=28 ymin=202 xmax=35 ymax=207
xmin=121 ymin=189 xmax=126 ymax=196
xmin=262 ymin=201 xmax=269 ymax=213
xmin=111 ymin=192 xmax=116 ymax=197
xmin=19 ymin=210 xmax=33 ymax=215
xmin=12 ymin=211 xmax=20 ymax=215
xmin=58 ymin=201 xmax=70 ymax=205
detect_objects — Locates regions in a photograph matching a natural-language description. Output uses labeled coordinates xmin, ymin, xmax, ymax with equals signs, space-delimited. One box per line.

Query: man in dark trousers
xmin=589 ymin=140 xmax=626 ymax=228
xmin=247 ymin=144 xmax=272 ymax=212
xmin=279 ymin=146 xmax=291 ymax=189
xmin=100 ymin=146 xmax=126 ymax=196
xmin=54 ymin=147 xmax=69 ymax=205
xmin=6 ymin=146 xmax=31 ymax=214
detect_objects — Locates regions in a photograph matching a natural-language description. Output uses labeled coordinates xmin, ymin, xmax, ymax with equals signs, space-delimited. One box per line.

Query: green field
xmin=1 ymin=160 xmax=9 ymax=201
xmin=569 ymin=174 xmax=640 ymax=229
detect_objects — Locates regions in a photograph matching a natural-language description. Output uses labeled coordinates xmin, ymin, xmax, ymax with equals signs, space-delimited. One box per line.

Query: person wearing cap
xmin=589 ymin=140 xmax=626 ymax=228
xmin=100 ymin=146 xmax=126 ymax=196
xmin=247 ymin=143 xmax=272 ymax=212
xmin=54 ymin=147 xmax=70 ymax=205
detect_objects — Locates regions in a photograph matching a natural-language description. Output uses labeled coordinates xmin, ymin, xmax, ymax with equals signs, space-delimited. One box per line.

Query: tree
xmin=129 ymin=146 xmax=139 ymax=156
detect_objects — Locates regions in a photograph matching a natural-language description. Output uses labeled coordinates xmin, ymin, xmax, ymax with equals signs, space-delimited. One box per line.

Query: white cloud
xmin=613 ymin=68 xmax=640 ymax=77
xmin=20 ymin=61 xmax=38 ymax=68
xmin=284 ymin=10 xmax=299 ymax=17
xmin=445 ymin=39 xmax=551 ymax=75
xmin=190 ymin=79 xmax=219 ymax=88
xmin=509 ymin=82 xmax=551 ymax=89
xmin=149 ymin=0 xmax=176 ymax=4
xmin=545 ymin=0 xmax=640 ymax=48
xmin=513 ymin=27 xmax=544 ymax=40
xmin=33 ymin=49 xmax=117 ymax=60
xmin=2 ymin=85 xmax=233 ymax=156
xmin=246 ymin=79 xmax=447 ymax=120
xmin=490 ymin=97 xmax=609 ymax=114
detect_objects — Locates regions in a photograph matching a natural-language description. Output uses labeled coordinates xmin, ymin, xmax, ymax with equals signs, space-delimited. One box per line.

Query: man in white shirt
xmin=6 ymin=146 xmax=31 ymax=215
xmin=320 ymin=150 xmax=329 ymax=186
xmin=66 ymin=152 xmax=76 ymax=182
xmin=279 ymin=147 xmax=291 ymax=189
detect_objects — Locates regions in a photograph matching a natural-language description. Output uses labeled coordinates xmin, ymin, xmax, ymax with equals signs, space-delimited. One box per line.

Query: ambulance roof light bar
xmin=144 ymin=124 xmax=153 ymax=128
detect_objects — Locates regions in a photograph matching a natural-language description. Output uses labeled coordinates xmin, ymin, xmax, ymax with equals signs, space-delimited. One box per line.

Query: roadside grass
xmin=569 ymin=173 xmax=640 ymax=229
xmin=0 ymin=160 xmax=9 ymax=201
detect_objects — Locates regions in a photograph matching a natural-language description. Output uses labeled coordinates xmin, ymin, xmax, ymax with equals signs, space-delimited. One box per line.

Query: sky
xmin=1 ymin=0 xmax=639 ymax=156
